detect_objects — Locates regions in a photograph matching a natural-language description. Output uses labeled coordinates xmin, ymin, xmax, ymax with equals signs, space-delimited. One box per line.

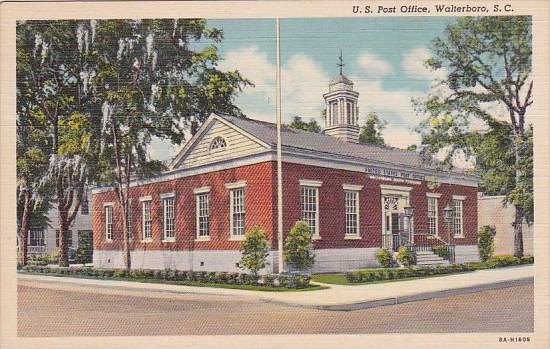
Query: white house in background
xmin=27 ymin=190 xmax=93 ymax=257
xmin=477 ymin=193 xmax=533 ymax=256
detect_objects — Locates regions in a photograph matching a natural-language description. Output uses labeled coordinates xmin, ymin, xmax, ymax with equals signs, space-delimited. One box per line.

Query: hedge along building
xmin=92 ymin=73 xmax=480 ymax=273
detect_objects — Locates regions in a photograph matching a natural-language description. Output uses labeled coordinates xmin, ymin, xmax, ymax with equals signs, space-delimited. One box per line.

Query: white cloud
xmin=383 ymin=127 xmax=421 ymax=150
xmin=402 ymin=47 xmax=447 ymax=81
xmin=356 ymin=52 xmax=393 ymax=76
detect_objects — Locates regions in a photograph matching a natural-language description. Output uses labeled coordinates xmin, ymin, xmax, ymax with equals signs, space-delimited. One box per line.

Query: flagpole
xmin=276 ymin=18 xmax=284 ymax=274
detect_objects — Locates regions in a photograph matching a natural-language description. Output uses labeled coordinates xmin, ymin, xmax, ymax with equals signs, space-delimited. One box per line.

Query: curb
xmin=260 ymin=277 xmax=534 ymax=311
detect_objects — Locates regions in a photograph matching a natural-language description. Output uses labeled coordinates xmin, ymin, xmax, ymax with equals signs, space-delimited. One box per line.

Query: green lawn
xmin=20 ymin=271 xmax=328 ymax=292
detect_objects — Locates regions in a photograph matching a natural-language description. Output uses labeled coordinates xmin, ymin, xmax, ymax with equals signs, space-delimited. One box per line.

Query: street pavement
xmin=18 ymin=281 xmax=534 ymax=336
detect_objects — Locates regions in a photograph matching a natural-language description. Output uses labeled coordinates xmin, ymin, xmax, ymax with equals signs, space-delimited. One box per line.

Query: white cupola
xmin=322 ymin=52 xmax=360 ymax=143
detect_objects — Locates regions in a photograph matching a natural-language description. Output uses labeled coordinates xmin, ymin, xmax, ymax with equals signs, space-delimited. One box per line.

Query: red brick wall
xmin=92 ymin=162 xmax=275 ymax=251
xmin=92 ymin=160 xmax=478 ymax=252
xmin=279 ymin=162 xmax=478 ymax=248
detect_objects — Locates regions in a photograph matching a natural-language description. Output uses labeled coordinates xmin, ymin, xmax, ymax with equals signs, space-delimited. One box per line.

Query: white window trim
xmin=104 ymin=205 xmax=113 ymax=242
xmin=344 ymin=189 xmax=361 ymax=237
xmin=162 ymin=196 xmax=176 ymax=242
xmin=380 ymin=184 xmax=412 ymax=197
xmin=127 ymin=199 xmax=133 ymax=241
xmin=343 ymin=184 xmax=363 ymax=191
xmin=452 ymin=198 xmax=465 ymax=238
xmin=195 ymin=192 xmax=210 ymax=240
xmin=225 ymin=180 xmax=247 ymax=190
xmin=299 ymin=179 xmax=322 ymax=187
xmin=427 ymin=196 xmax=439 ymax=237
xmin=193 ymin=186 xmax=211 ymax=194
xmin=229 ymin=187 xmax=246 ymax=238
xmin=160 ymin=192 xmax=175 ymax=199
xmin=300 ymin=185 xmax=321 ymax=239
xmin=141 ymin=199 xmax=153 ymax=242
xmin=139 ymin=195 xmax=152 ymax=202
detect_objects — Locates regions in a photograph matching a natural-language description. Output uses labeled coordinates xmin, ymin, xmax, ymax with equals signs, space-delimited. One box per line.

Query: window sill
xmin=162 ymin=239 xmax=176 ymax=243
xmin=312 ymin=234 xmax=321 ymax=240
xmin=229 ymin=235 xmax=246 ymax=241
xmin=141 ymin=239 xmax=153 ymax=243
xmin=195 ymin=237 xmax=211 ymax=242
xmin=453 ymin=235 xmax=464 ymax=239
xmin=105 ymin=239 xmax=113 ymax=243
xmin=344 ymin=234 xmax=362 ymax=240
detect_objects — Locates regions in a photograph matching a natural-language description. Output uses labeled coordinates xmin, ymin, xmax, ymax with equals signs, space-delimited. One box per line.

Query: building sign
xmin=366 ymin=166 xmax=424 ymax=185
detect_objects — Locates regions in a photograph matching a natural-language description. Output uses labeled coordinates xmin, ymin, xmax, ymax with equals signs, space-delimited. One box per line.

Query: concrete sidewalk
xmin=18 ymin=265 xmax=533 ymax=311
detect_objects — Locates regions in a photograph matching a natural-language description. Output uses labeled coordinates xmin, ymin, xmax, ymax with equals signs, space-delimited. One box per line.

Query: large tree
xmin=80 ymin=19 xmax=250 ymax=270
xmin=359 ymin=112 xmax=387 ymax=146
xmin=16 ymin=21 xmax=96 ymax=266
xmin=414 ymin=16 xmax=533 ymax=257
xmin=16 ymin=113 xmax=51 ymax=265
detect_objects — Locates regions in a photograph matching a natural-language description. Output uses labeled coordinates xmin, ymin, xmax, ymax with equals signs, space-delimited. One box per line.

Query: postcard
xmin=1 ymin=1 xmax=549 ymax=348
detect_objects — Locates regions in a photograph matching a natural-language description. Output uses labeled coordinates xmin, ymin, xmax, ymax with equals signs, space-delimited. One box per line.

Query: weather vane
xmin=337 ymin=50 xmax=345 ymax=75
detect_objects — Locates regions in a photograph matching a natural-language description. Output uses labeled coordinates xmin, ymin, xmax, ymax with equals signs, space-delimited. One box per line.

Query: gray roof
xmin=217 ymin=114 xmax=470 ymax=176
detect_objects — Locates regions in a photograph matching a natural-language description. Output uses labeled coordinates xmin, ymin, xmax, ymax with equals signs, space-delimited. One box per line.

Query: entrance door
xmin=382 ymin=196 xmax=401 ymax=251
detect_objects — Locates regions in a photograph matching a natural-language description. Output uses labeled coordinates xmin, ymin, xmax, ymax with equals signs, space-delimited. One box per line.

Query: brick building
xmin=92 ymin=73 xmax=480 ymax=273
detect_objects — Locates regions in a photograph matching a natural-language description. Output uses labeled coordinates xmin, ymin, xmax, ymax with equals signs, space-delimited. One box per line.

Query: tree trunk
xmin=513 ymin=205 xmax=525 ymax=258
xmin=122 ymin=198 xmax=131 ymax=271
xmin=58 ymin=210 xmax=70 ymax=267
xmin=512 ymin=136 xmax=525 ymax=258
xmin=17 ymin=190 xmax=31 ymax=266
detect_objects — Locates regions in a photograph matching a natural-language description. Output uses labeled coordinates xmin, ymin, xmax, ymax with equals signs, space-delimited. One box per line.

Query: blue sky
xmin=151 ymin=17 xmax=459 ymax=161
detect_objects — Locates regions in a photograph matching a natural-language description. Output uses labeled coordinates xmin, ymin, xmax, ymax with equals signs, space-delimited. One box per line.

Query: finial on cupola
xmin=337 ymin=49 xmax=345 ymax=75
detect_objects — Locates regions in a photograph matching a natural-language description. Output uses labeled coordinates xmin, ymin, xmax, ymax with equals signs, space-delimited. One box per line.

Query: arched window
xmin=209 ymin=136 xmax=227 ymax=152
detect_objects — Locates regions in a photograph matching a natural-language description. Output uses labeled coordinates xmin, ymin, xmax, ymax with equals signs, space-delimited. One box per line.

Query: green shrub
xmin=520 ymin=255 xmax=534 ymax=264
xmin=284 ymin=221 xmax=315 ymax=271
xmin=263 ymin=274 xmax=275 ymax=287
xmin=375 ymin=248 xmax=393 ymax=268
xmin=478 ymin=225 xmax=496 ymax=262
xmin=239 ymin=226 xmax=270 ymax=277
xmin=76 ymin=232 xmax=93 ymax=265
xmin=485 ymin=255 xmax=520 ymax=268
xmin=432 ymin=246 xmax=449 ymax=258
xmin=396 ymin=246 xmax=416 ymax=266
xmin=113 ymin=269 xmax=126 ymax=278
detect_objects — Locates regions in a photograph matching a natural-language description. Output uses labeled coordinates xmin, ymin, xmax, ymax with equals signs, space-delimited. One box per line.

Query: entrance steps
xmin=415 ymin=250 xmax=450 ymax=266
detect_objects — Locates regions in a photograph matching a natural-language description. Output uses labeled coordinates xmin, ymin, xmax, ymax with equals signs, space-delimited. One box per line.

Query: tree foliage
xmin=413 ymin=16 xmax=533 ymax=256
xmin=284 ymin=221 xmax=315 ymax=271
xmin=359 ymin=112 xmax=386 ymax=146
xmin=16 ymin=19 xmax=251 ymax=268
xmin=239 ymin=226 xmax=270 ymax=277
xmin=287 ymin=116 xmax=321 ymax=133
xmin=16 ymin=21 xmax=96 ymax=266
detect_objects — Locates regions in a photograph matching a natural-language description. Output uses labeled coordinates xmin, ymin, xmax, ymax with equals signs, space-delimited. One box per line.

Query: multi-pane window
xmin=209 ymin=136 xmax=227 ymax=151
xmin=344 ymin=190 xmax=359 ymax=235
xmin=56 ymin=230 xmax=73 ymax=247
xmin=196 ymin=193 xmax=210 ymax=238
xmin=230 ymin=188 xmax=245 ymax=236
xmin=105 ymin=205 xmax=113 ymax=241
xmin=163 ymin=197 xmax=175 ymax=240
xmin=452 ymin=199 xmax=464 ymax=236
xmin=427 ymin=197 xmax=438 ymax=236
xmin=142 ymin=200 xmax=152 ymax=240
xmin=127 ymin=200 xmax=133 ymax=240
xmin=300 ymin=186 xmax=319 ymax=236
xmin=29 ymin=228 xmax=45 ymax=246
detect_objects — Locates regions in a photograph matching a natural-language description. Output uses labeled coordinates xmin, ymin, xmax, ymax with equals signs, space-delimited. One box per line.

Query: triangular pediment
xmin=170 ymin=114 xmax=270 ymax=169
